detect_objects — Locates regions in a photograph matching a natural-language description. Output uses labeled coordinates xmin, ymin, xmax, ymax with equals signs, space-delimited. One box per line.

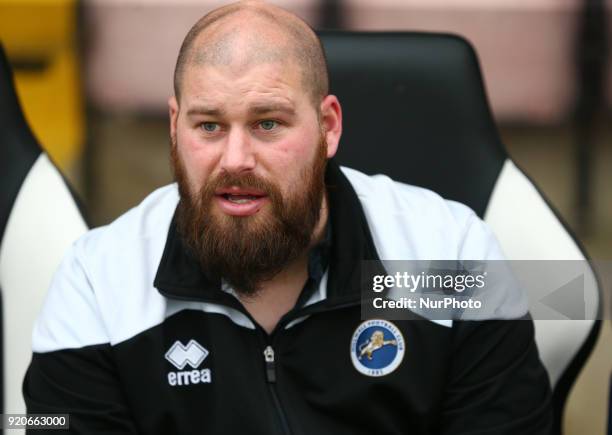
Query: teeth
xmin=226 ymin=195 xmax=258 ymax=204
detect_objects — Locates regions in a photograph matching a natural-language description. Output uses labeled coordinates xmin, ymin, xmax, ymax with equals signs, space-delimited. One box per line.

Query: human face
xmin=168 ymin=59 xmax=341 ymax=294
xmin=170 ymin=60 xmax=337 ymax=217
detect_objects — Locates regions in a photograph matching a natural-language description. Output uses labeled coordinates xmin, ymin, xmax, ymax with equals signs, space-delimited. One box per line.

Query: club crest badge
xmin=350 ymin=319 xmax=405 ymax=377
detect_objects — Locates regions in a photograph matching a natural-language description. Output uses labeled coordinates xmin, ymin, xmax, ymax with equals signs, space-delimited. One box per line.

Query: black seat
xmin=320 ymin=31 xmax=602 ymax=433
xmin=322 ymin=31 xmax=505 ymax=217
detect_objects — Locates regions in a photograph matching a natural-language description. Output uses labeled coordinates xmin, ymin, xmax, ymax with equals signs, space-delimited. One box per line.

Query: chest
xmin=111 ymin=307 xmax=452 ymax=435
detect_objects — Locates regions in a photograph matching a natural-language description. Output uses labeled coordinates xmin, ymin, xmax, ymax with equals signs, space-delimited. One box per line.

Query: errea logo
xmin=166 ymin=340 xmax=208 ymax=369
xmin=165 ymin=340 xmax=212 ymax=386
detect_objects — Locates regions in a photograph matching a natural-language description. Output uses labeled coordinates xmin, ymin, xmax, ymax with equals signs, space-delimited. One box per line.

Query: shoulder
xmin=33 ymin=184 xmax=179 ymax=353
xmin=72 ymin=184 xmax=178 ymax=289
xmin=340 ymin=166 xmax=504 ymax=260
xmin=79 ymin=184 xmax=178 ymax=252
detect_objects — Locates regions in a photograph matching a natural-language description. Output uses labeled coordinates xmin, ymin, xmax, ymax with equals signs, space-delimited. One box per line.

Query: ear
xmin=169 ymin=96 xmax=179 ymax=140
xmin=319 ymin=95 xmax=342 ymax=158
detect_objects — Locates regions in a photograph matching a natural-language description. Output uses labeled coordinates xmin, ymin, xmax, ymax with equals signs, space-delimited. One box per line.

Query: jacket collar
xmin=153 ymin=159 xmax=380 ymax=306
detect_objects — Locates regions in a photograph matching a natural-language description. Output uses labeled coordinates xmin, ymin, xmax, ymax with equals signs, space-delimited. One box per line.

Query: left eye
xmin=259 ymin=120 xmax=277 ymax=131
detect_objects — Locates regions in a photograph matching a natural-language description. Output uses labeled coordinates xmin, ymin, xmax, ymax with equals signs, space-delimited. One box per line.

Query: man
xmin=24 ymin=1 xmax=552 ymax=434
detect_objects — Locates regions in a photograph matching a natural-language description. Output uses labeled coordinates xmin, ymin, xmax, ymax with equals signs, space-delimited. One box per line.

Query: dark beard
xmin=171 ymin=136 xmax=328 ymax=297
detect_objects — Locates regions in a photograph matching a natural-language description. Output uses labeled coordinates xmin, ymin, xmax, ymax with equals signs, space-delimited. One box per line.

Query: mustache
xmin=198 ymin=171 xmax=284 ymax=208
xmin=203 ymin=172 xmax=272 ymax=195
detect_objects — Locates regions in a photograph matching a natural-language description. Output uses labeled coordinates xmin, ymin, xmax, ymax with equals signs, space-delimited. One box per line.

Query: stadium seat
xmin=0 ymin=43 xmax=88 ymax=422
xmin=319 ymin=31 xmax=601 ymax=434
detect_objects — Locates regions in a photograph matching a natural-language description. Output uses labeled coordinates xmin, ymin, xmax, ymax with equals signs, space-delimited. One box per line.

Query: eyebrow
xmin=248 ymin=103 xmax=296 ymax=117
xmin=186 ymin=105 xmax=226 ymax=117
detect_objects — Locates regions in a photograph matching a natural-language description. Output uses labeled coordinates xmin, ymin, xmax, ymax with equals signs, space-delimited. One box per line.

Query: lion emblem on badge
xmin=358 ymin=329 xmax=397 ymax=360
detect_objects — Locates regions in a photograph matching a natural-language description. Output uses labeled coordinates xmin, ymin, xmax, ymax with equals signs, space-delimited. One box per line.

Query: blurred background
xmin=0 ymin=0 xmax=610 ymax=433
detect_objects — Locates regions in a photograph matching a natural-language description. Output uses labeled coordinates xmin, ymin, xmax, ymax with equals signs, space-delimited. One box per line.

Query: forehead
xmin=180 ymin=60 xmax=307 ymax=112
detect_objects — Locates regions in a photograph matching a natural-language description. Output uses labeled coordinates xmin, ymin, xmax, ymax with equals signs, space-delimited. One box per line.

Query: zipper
xmin=264 ymin=345 xmax=277 ymax=382
xmin=263 ymin=344 xmax=292 ymax=435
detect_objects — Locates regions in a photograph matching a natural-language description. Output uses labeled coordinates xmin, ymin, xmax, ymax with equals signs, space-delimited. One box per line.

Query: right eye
xmin=200 ymin=122 xmax=220 ymax=133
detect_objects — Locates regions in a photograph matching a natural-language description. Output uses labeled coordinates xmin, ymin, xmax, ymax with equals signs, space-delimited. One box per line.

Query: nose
xmin=219 ymin=128 xmax=256 ymax=174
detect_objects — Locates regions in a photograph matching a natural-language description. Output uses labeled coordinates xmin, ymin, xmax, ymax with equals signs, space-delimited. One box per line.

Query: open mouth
xmin=214 ymin=187 xmax=268 ymax=216
xmin=221 ymin=193 xmax=263 ymax=204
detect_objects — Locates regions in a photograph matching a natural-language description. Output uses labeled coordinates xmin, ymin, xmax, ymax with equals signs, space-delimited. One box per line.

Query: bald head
xmin=173 ymin=1 xmax=329 ymax=106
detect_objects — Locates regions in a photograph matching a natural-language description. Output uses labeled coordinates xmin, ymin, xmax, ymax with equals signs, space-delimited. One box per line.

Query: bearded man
xmin=24 ymin=1 xmax=552 ymax=434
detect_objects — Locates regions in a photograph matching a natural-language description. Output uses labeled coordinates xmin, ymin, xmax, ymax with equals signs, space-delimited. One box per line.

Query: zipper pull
xmin=263 ymin=345 xmax=276 ymax=383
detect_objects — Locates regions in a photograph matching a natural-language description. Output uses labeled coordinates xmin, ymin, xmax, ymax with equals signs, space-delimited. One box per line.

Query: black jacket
xmin=24 ymin=162 xmax=552 ymax=434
